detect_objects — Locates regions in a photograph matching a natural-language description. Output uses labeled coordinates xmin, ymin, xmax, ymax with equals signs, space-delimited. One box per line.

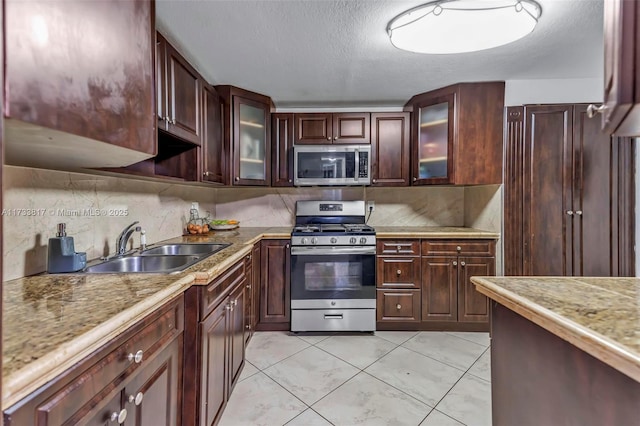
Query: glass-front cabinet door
xmin=413 ymin=94 xmax=455 ymax=184
xmin=233 ymin=96 xmax=270 ymax=185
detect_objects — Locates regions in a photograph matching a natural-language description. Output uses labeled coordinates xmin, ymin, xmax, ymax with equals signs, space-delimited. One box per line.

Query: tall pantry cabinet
xmin=504 ymin=104 xmax=635 ymax=277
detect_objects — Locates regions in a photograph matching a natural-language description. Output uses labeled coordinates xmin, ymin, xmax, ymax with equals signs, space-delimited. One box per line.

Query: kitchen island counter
xmin=472 ymin=276 xmax=640 ymax=425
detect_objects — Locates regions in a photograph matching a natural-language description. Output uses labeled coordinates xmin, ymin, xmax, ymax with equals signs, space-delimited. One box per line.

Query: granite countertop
xmin=3 ymin=225 xmax=492 ymax=409
xmin=375 ymin=226 xmax=499 ymax=239
xmin=471 ymin=276 xmax=640 ymax=383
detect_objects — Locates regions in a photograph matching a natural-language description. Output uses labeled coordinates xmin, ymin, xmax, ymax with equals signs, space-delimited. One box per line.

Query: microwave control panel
xmin=359 ymin=153 xmax=369 ymax=178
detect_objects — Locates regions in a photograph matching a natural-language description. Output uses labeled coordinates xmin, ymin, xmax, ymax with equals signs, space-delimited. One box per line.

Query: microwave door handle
xmin=354 ymin=149 xmax=359 ymax=182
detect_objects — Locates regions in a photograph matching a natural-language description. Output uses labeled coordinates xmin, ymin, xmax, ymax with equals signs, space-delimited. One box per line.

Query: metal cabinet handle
xmin=110 ymin=409 xmax=127 ymax=424
xmin=456 ymin=246 xmax=462 ymax=251
xmin=164 ymin=116 xmax=170 ymax=123
xmin=460 ymin=261 xmax=466 ymax=267
xmin=333 ymin=136 xmax=338 ymax=140
xmin=233 ymin=299 xmax=238 ymax=306
xmin=575 ymin=210 xmax=583 ymax=216
xmin=372 ymin=179 xmax=377 ymax=183
xmin=396 ymin=269 xmax=402 ymax=275
xmin=246 ymin=324 xmax=250 ymax=329
xmin=566 ymin=210 xmax=574 ymax=216
xmin=203 ymin=171 xmax=211 ymax=177
xmin=288 ymin=179 xmax=292 ymax=183
xmin=235 ymin=177 xmax=240 ymax=182
xmin=225 ymin=304 xmax=231 ymax=311
xmin=127 ymin=350 xmax=143 ymax=364
xmin=396 ymin=304 xmax=402 ymax=310
xmin=128 ymin=392 xmax=144 ymax=406
xmin=246 ymin=284 xmax=251 ymax=289
xmin=327 ymin=137 xmax=331 ymax=141
xmin=413 ymin=177 xmax=417 ymax=182
xmin=170 ymin=117 xmax=176 ymax=125
xmin=453 ymin=261 xmax=458 ymax=266
xmin=586 ymin=104 xmax=606 ymax=118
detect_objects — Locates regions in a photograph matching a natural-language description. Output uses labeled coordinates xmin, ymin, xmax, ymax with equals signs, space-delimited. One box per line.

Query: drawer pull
xmin=456 ymin=246 xmax=462 ymax=251
xmin=396 ymin=269 xmax=402 ymax=275
xmin=246 ymin=324 xmax=250 ymax=329
xmin=128 ymin=392 xmax=144 ymax=406
xmin=453 ymin=261 xmax=458 ymax=266
xmin=460 ymin=261 xmax=466 ymax=267
xmin=396 ymin=304 xmax=402 ymax=310
xmin=324 ymin=314 xmax=343 ymax=319
xmin=110 ymin=409 xmax=127 ymax=424
xmin=127 ymin=350 xmax=144 ymax=364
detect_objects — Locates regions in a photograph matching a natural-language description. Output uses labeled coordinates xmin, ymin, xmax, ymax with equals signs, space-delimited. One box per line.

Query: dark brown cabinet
xmin=376 ymin=240 xmax=422 ymax=326
xmin=257 ymin=240 xmax=291 ymax=330
xmin=405 ymin=82 xmax=504 ymax=185
xmin=271 ymin=113 xmax=295 ymax=186
xmin=600 ymin=0 xmax=640 ymax=136
xmin=183 ymin=256 xmax=249 ymax=426
xmin=370 ymin=112 xmax=411 ymax=186
xmin=156 ymin=33 xmax=202 ymax=145
xmin=504 ymin=104 xmax=635 ymax=277
xmin=217 ymin=86 xmax=272 ymax=186
xmin=294 ymin=113 xmax=370 ymax=144
xmin=4 ymin=0 xmax=156 ymax=169
xmin=201 ymin=85 xmax=226 ymax=184
xmin=4 ymin=298 xmax=184 ymax=426
xmin=422 ymin=241 xmax=494 ymax=328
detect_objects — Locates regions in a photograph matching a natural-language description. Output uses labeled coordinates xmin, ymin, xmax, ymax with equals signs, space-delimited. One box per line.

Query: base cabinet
xmin=256 ymin=240 xmax=290 ymax=330
xmin=377 ymin=239 xmax=495 ymax=331
xmin=3 ymin=298 xmax=184 ymax=426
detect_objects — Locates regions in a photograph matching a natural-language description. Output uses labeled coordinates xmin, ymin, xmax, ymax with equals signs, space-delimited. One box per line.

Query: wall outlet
xmin=191 ymin=202 xmax=199 ymax=212
xmin=367 ymin=201 xmax=375 ymax=212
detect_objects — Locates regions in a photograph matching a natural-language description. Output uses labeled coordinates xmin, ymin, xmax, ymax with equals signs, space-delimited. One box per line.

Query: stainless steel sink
xmin=83 ymin=255 xmax=202 ymax=274
xmin=140 ymin=243 xmax=230 ymax=256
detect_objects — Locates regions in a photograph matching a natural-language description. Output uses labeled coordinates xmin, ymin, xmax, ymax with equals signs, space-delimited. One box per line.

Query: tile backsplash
xmin=3 ymin=167 xmax=502 ymax=280
xmin=3 ymin=166 xmax=215 ymax=281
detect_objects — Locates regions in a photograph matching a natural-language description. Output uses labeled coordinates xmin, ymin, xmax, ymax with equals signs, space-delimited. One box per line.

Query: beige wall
xmin=3 ymin=167 xmax=502 ymax=280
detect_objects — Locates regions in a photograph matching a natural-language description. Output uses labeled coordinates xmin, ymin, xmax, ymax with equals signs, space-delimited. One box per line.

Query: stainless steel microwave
xmin=293 ymin=145 xmax=371 ymax=186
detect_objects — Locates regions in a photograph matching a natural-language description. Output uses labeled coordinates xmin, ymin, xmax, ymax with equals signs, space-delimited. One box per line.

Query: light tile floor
xmin=219 ymin=331 xmax=491 ymax=426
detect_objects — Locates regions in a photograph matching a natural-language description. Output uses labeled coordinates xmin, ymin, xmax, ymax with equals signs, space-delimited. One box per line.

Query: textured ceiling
xmin=156 ymin=0 xmax=604 ymax=108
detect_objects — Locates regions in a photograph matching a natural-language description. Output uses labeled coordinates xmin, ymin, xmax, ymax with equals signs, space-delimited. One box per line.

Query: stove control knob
xmin=360 ymin=237 xmax=367 ymax=244
xmin=311 ymin=237 xmax=318 ymax=245
xmin=301 ymin=238 xmax=308 ymax=245
xmin=330 ymin=237 xmax=338 ymax=244
xmin=349 ymin=237 xmax=357 ymax=244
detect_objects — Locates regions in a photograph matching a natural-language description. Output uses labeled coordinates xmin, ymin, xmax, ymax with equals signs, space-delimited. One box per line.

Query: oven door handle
xmin=290 ymin=246 xmax=376 ymax=256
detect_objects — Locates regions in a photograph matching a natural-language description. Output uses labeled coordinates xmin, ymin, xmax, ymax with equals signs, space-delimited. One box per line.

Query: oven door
xmin=290 ymin=246 xmax=376 ymax=308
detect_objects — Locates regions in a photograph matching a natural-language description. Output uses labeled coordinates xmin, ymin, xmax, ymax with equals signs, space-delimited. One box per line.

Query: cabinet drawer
xmin=376 ymin=257 xmax=420 ymax=288
xmin=202 ymin=259 xmax=246 ymax=318
xmin=12 ymin=298 xmax=184 ymax=426
xmin=377 ymin=240 xmax=421 ymax=255
xmin=422 ymin=240 xmax=495 ymax=257
xmin=376 ymin=289 xmax=421 ymax=322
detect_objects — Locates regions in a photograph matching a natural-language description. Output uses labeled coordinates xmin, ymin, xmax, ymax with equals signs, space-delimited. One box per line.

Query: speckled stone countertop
xmin=2 ymin=227 xmax=290 ymax=409
xmin=471 ymin=276 xmax=640 ymax=383
xmin=375 ymin=226 xmax=499 ymax=239
xmin=3 ymin=225 xmax=493 ymax=409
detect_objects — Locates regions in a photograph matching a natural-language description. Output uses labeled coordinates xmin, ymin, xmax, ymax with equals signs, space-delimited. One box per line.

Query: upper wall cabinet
xmin=370 ymin=112 xmax=411 ymax=186
xmin=156 ymin=32 xmax=202 ymax=145
xmin=294 ymin=113 xmax=370 ymax=144
xmin=598 ymin=0 xmax=640 ymax=136
xmin=4 ymin=0 xmax=157 ymax=169
xmin=217 ymin=86 xmax=272 ymax=186
xmin=201 ymin=84 xmax=226 ymax=185
xmin=405 ymin=82 xmax=504 ymax=185
xmin=271 ymin=113 xmax=295 ymax=187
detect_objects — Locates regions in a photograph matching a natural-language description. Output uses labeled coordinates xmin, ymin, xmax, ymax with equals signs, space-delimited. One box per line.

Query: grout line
xmin=442 ymin=331 xmax=491 ymax=348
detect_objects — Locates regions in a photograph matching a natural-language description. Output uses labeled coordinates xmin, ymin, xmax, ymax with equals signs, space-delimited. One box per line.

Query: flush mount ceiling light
xmin=387 ymin=0 xmax=542 ymax=54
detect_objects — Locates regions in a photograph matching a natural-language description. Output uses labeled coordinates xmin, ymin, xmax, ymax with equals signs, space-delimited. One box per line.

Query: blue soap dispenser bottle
xmin=47 ymin=223 xmax=87 ymax=273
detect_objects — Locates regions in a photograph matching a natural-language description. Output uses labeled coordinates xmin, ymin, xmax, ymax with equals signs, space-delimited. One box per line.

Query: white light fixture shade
xmin=387 ymin=0 xmax=542 ymax=54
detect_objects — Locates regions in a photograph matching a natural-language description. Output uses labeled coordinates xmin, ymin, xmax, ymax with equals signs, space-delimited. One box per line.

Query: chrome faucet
xmin=116 ymin=221 xmax=140 ymax=256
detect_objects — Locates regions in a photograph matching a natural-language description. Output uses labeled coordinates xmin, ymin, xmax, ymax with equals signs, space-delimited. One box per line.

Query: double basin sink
xmin=83 ymin=243 xmax=230 ymax=274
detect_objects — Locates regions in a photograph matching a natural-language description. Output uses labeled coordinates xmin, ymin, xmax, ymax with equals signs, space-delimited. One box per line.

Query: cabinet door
xmin=5 ymin=0 xmax=155 ymax=155
xmin=156 ymin=34 xmax=169 ymax=133
xmin=233 ymin=96 xmax=270 ymax=185
xmin=602 ymin=0 xmax=640 ymax=135
xmin=332 ymin=113 xmax=370 ymax=144
xmin=376 ymin=257 xmax=420 ymax=289
xmin=244 ymin=253 xmax=254 ymax=345
xmin=457 ymin=257 xmax=494 ymax=323
xmin=294 ymin=113 xmax=332 ymax=144
xmin=376 ymin=289 xmax=421 ymax=323
xmin=165 ymin=43 xmax=201 ymax=145
xmin=371 ymin=112 xmax=410 ymax=186
xmin=421 ymin=257 xmax=457 ymax=322
xmin=251 ymin=244 xmax=261 ymax=332
xmin=200 ymin=300 xmax=229 ymax=426
xmin=523 ymin=105 xmax=574 ymax=276
xmin=125 ymin=336 xmax=183 ymax=426
xmin=229 ymin=283 xmax=246 ymax=392
xmin=271 ymin=113 xmax=295 ymax=186
xmin=573 ymin=105 xmax=613 ymax=276
xmin=258 ymin=240 xmax=291 ymax=328
xmin=413 ymin=93 xmax=455 ymax=185
xmin=202 ymin=85 xmax=226 ymax=184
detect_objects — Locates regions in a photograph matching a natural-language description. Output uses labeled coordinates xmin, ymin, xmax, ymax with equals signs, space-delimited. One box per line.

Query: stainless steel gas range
xmin=290 ymin=200 xmax=376 ymax=332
